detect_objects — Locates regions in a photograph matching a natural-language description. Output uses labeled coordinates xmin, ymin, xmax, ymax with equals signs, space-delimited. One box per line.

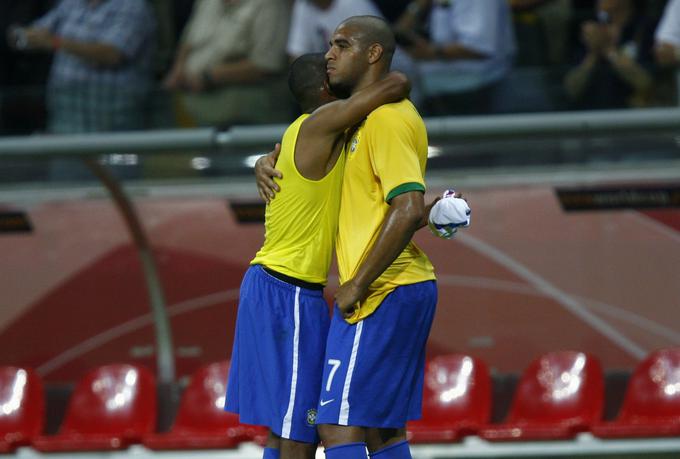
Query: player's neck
xmin=352 ymin=68 xmax=389 ymax=95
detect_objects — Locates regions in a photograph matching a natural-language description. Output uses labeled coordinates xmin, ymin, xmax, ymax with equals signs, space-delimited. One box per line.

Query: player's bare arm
xmin=303 ymin=71 xmax=410 ymax=136
xmin=295 ymin=71 xmax=410 ymax=180
xmin=254 ymin=72 xmax=410 ymax=188
xmin=334 ymin=191 xmax=424 ymax=317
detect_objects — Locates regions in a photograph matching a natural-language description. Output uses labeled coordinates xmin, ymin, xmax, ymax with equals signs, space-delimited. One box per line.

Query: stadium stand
xmin=479 ymin=351 xmax=604 ymax=441
xmin=32 ymin=364 xmax=156 ymax=452
xmin=0 ymin=367 xmax=43 ymax=453
xmin=407 ymin=354 xmax=491 ymax=443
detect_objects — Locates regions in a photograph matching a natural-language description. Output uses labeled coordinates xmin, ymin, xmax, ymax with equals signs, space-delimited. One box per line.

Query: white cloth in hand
xmin=428 ymin=190 xmax=471 ymax=239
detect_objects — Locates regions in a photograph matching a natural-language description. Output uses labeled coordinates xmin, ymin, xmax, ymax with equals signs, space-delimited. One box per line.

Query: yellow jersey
xmin=337 ymin=99 xmax=435 ymax=323
xmin=251 ymin=114 xmax=345 ymax=285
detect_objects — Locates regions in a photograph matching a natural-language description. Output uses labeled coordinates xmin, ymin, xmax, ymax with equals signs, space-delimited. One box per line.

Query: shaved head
xmin=339 ymin=15 xmax=396 ymax=63
xmin=288 ymin=53 xmax=332 ymax=112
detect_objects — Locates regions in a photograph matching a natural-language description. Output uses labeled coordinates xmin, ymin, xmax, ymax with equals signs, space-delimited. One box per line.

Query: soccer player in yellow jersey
xmin=259 ymin=16 xmax=442 ymax=459
xmin=225 ymin=53 xmax=410 ymax=459
xmin=319 ymin=16 xmax=436 ymax=459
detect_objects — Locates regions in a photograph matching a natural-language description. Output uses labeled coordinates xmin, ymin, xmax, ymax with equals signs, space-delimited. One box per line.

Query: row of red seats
xmin=411 ymin=348 xmax=680 ymax=442
xmin=1 ymin=349 xmax=679 ymax=453
xmin=0 ymin=362 xmax=266 ymax=453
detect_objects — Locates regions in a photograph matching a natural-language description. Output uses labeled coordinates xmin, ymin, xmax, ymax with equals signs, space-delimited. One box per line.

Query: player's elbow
xmin=406 ymin=205 xmax=424 ymax=228
xmin=392 ymin=193 xmax=425 ymax=228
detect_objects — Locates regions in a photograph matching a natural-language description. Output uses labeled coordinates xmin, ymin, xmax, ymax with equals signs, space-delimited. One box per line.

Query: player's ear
xmin=367 ymin=43 xmax=384 ymax=64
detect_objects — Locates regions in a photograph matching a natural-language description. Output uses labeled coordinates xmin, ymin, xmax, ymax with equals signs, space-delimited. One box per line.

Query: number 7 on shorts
xmin=325 ymin=359 xmax=341 ymax=392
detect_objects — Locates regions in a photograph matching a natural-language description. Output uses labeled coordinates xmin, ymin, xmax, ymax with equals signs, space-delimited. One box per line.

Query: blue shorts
xmin=225 ymin=265 xmax=330 ymax=443
xmin=316 ymin=281 xmax=437 ymax=429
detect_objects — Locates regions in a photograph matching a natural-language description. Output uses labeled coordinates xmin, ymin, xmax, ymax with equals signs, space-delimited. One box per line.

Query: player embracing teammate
xmin=229 ymin=15 xmax=469 ymax=459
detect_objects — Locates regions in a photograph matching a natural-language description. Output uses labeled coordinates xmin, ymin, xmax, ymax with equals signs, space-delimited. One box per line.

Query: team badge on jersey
xmin=306 ymin=408 xmax=317 ymax=426
xmin=349 ymin=133 xmax=360 ymax=154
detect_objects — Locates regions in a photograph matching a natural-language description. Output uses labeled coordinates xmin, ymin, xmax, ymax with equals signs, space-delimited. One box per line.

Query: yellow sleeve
xmin=367 ymin=108 xmax=426 ymax=203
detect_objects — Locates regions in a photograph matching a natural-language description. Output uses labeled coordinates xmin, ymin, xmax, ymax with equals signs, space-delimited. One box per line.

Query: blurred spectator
xmin=564 ymin=0 xmax=655 ymax=109
xmin=392 ymin=0 xmax=432 ymax=50
xmin=148 ymin=0 xmax=175 ymax=77
xmin=1 ymin=0 xmax=55 ymax=135
xmin=372 ymin=0 xmax=412 ymax=23
xmin=510 ymin=0 xmax=571 ymax=67
xmin=655 ymin=0 xmax=680 ymax=67
xmin=172 ymin=0 xmax=198 ymax=40
xmin=495 ymin=0 xmax=572 ymax=113
xmin=401 ymin=0 xmax=516 ymax=115
xmin=287 ymin=0 xmax=381 ymax=58
xmin=1 ymin=1 xmax=55 ymax=87
xmin=165 ymin=0 xmax=291 ymax=127
xmin=8 ymin=0 xmax=157 ymax=133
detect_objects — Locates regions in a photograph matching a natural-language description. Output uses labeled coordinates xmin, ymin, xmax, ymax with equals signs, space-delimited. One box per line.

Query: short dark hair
xmin=288 ymin=53 xmax=327 ymax=111
xmin=342 ymin=15 xmax=396 ymax=62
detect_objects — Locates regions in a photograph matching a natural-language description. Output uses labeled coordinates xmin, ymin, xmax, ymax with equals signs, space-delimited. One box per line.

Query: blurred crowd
xmin=1 ymin=0 xmax=679 ymax=136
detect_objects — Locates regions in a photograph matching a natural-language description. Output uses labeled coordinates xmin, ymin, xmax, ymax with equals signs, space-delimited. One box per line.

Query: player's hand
xmin=255 ymin=143 xmax=283 ymax=203
xmin=418 ymin=196 xmax=441 ymax=229
xmin=453 ymin=191 xmax=467 ymax=202
xmin=335 ymin=279 xmax=366 ymax=319
xmin=418 ymin=191 xmax=467 ymax=229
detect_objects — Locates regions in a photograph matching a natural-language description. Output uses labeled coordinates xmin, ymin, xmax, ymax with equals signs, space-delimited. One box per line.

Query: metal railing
xmin=1 ymin=108 xmax=679 ymax=157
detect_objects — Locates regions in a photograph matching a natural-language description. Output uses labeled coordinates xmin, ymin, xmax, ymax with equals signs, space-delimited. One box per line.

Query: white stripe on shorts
xmin=339 ymin=320 xmax=363 ymax=425
xmin=281 ymin=287 xmax=301 ymax=438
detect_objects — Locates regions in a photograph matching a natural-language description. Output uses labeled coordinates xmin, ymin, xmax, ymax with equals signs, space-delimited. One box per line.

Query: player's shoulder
xmin=367 ymin=99 xmax=423 ymax=128
xmin=367 ymin=99 xmax=415 ymax=122
xmin=285 ymin=114 xmax=309 ymax=136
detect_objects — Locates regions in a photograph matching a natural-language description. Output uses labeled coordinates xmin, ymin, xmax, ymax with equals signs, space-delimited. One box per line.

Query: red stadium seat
xmin=33 ymin=364 xmax=156 ymax=452
xmin=0 ymin=367 xmax=44 ymax=453
xmin=593 ymin=348 xmax=680 ymax=438
xmin=407 ymin=355 xmax=491 ymax=443
xmin=480 ymin=351 xmax=603 ymax=441
xmin=144 ymin=361 xmax=262 ymax=450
